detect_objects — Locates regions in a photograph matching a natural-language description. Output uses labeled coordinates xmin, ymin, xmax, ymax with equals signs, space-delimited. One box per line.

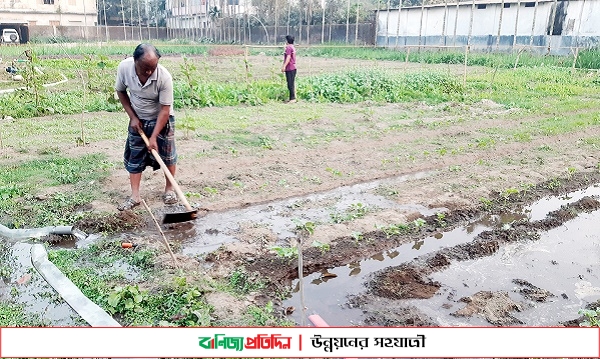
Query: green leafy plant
xmin=379 ymin=223 xmax=411 ymax=238
xmin=413 ymin=218 xmax=427 ymax=228
xmin=500 ymin=188 xmax=520 ymax=203
xmin=311 ymin=240 xmax=330 ymax=254
xmin=107 ymin=285 xmax=147 ymax=315
xmin=330 ymin=203 xmax=369 ymax=223
xmin=436 ymin=212 xmax=447 ymax=227
xmin=579 ymin=308 xmax=600 ymax=327
xmin=269 ymin=246 xmax=298 ymax=260
xmin=228 ymin=267 xmax=264 ymax=295
xmin=292 ymin=219 xmax=315 ymax=237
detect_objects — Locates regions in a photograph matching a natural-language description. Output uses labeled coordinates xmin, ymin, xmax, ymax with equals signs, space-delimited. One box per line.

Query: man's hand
xmin=147 ymin=135 xmax=159 ymax=152
xmin=281 ymin=67 xmax=286 ymax=72
xmin=129 ymin=117 xmax=142 ymax=133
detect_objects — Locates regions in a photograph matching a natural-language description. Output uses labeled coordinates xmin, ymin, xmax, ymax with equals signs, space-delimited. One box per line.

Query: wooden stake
xmin=572 ymin=47 xmax=579 ymax=73
xmin=297 ymin=238 xmax=306 ymax=326
xmin=463 ymin=45 xmax=469 ymax=88
xmin=141 ymin=199 xmax=178 ymax=268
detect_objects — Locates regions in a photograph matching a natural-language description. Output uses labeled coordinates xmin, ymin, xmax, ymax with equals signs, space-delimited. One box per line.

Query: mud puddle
xmin=284 ymin=222 xmax=493 ymax=325
xmin=178 ymin=171 xmax=435 ymax=256
xmin=525 ymin=184 xmax=600 ymax=221
xmin=416 ymin=210 xmax=600 ymax=326
xmin=1 ymin=242 xmax=78 ymax=325
xmin=283 ymin=187 xmax=600 ymax=326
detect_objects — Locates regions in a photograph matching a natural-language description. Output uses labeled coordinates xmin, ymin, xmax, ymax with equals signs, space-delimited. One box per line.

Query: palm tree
xmin=208 ymin=5 xmax=221 ymax=39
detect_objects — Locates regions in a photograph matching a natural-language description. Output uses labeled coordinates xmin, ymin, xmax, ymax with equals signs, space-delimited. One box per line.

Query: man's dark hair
xmin=285 ymin=35 xmax=294 ymax=44
xmin=133 ymin=43 xmax=161 ymax=61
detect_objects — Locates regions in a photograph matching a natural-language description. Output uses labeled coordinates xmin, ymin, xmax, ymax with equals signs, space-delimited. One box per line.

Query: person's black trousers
xmin=285 ymin=69 xmax=297 ymax=101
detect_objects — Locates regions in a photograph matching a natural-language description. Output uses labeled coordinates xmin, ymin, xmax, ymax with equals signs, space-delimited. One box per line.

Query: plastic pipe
xmin=0 ymin=223 xmax=74 ymax=241
xmin=31 ymin=244 xmax=121 ymax=327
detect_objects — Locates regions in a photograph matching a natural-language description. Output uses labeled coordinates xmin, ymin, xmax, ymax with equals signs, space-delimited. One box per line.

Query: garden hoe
xmin=138 ymin=130 xmax=198 ymax=224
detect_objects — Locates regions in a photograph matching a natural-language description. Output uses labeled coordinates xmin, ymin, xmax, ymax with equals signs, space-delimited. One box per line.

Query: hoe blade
xmin=162 ymin=209 xmax=198 ymax=224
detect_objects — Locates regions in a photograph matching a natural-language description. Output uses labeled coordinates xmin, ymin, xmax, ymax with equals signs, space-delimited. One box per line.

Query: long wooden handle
xmin=138 ymin=130 xmax=194 ymax=212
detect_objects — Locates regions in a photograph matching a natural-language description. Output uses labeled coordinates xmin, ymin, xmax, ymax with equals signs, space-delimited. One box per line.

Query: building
xmin=0 ymin=0 xmax=97 ymax=27
xmin=165 ymin=0 xmax=251 ymax=31
xmin=376 ymin=0 xmax=600 ymax=54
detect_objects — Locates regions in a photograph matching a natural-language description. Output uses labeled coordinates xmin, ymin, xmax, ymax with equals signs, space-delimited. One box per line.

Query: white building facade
xmin=377 ymin=0 xmax=600 ymax=53
xmin=0 ymin=0 xmax=97 ymax=26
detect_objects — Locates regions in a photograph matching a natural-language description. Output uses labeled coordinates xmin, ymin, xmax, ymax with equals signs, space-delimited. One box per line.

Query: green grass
xmin=0 ymin=154 xmax=112 ymax=227
xmin=0 ymin=301 xmax=46 ymax=326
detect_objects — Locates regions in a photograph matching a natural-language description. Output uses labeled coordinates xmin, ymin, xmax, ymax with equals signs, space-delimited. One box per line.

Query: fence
xmin=28 ymin=23 xmax=375 ymax=46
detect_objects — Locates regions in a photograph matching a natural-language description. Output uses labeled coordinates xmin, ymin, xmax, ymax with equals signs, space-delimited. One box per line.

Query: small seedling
xmin=269 ymin=246 xmax=298 ymax=260
xmin=292 ymin=219 xmax=315 ymax=237
xmin=546 ymin=177 xmax=561 ymax=190
xmin=311 ymin=240 xmax=330 ymax=254
xmin=436 ymin=212 xmax=447 ymax=227
xmin=203 ymin=187 xmax=219 ymax=196
xmin=351 ymin=231 xmax=364 ymax=242
xmin=579 ymin=308 xmax=600 ymax=327
xmin=413 ymin=218 xmax=427 ymax=228
xmin=500 ymin=188 xmax=519 ymax=202
xmin=480 ymin=197 xmax=493 ymax=211
xmin=326 ymin=167 xmax=343 ymax=177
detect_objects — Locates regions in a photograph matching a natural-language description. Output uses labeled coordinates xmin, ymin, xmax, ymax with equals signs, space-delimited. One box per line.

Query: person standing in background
xmin=281 ymin=35 xmax=297 ymax=103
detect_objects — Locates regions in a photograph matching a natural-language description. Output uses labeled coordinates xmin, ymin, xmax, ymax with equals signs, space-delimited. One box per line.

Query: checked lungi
xmin=124 ymin=115 xmax=177 ymax=174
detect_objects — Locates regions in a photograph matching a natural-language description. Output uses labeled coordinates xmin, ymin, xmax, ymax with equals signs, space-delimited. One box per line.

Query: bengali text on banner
xmin=0 ymin=327 xmax=599 ymax=358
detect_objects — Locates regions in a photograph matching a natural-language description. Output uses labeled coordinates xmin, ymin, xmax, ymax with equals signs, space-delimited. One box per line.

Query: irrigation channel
xmin=2 ymin=172 xmax=600 ymax=326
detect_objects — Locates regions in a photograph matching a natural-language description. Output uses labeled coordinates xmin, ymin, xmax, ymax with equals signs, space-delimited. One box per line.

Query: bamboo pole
xmin=418 ymin=0 xmax=424 ymax=47
xmin=321 ymin=0 xmax=326 ymax=44
xmin=275 ymin=0 xmax=279 ymax=44
xmin=467 ymin=0 xmax=475 ymax=48
xmin=496 ymin=0 xmax=504 ymax=51
xmin=572 ymin=47 xmax=579 ymax=73
xmin=297 ymin=239 xmax=305 ymax=326
xmin=385 ymin=0 xmax=391 ymax=47
xmin=130 ymin=0 xmax=135 ymax=39
xmin=121 ymin=0 xmax=127 ymax=40
xmin=546 ymin=0 xmax=558 ymax=53
xmin=441 ymin=0 xmax=448 ymax=46
xmin=354 ymin=2 xmax=359 ymax=45
xmin=528 ymin=0 xmax=539 ymax=49
xmin=141 ymin=199 xmax=178 ymax=268
xmin=307 ymin=1 xmax=311 ymax=45
xmin=345 ymin=0 xmax=350 ymax=44
xmin=463 ymin=45 xmax=468 ymax=87
xmin=137 ymin=0 xmax=143 ymax=41
xmin=513 ymin=0 xmax=521 ymax=51
xmin=102 ymin=0 xmax=109 ymax=41
xmin=287 ymin=0 xmax=291 ymax=36
xmin=146 ymin=0 xmax=151 ymax=40
xmin=395 ymin=0 xmax=402 ymax=48
xmin=453 ymin=0 xmax=458 ymax=46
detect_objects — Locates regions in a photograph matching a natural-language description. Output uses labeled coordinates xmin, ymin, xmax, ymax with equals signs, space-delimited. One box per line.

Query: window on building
xmin=43 ymin=0 xmax=55 ymax=4
xmin=69 ymin=0 xmax=76 ymax=5
xmin=477 ymin=4 xmax=486 ymax=9
xmin=504 ymin=3 xmax=510 ymax=8
xmin=524 ymin=2 xmax=535 ymax=7
xmin=49 ymin=20 xmax=60 ymax=26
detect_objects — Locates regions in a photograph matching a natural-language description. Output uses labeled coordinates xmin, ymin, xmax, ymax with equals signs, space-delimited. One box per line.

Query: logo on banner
xmin=198 ymin=333 xmax=293 ymax=351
